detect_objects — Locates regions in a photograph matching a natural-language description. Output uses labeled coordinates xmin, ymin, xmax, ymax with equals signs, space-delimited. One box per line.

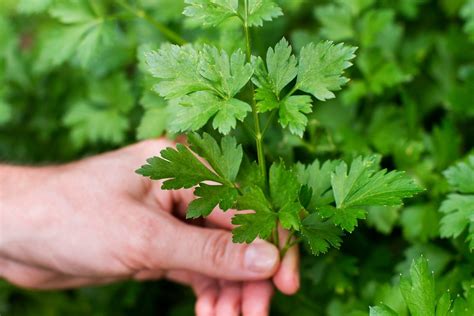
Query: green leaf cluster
xmin=371 ymin=256 xmax=474 ymax=316
xmin=183 ymin=0 xmax=283 ymax=27
xmin=2 ymin=0 xmax=474 ymax=314
xmin=252 ymin=38 xmax=356 ymax=136
xmin=439 ymin=156 xmax=474 ymax=250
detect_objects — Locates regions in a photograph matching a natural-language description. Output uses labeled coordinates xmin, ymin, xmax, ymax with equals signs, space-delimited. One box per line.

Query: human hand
xmin=0 ymin=139 xmax=299 ymax=315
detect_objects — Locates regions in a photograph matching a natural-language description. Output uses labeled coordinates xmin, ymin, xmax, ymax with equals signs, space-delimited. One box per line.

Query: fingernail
xmin=244 ymin=242 xmax=278 ymax=273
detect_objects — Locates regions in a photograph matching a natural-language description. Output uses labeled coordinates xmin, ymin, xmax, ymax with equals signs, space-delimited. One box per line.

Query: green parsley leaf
xmin=252 ymin=39 xmax=312 ymax=136
xmin=253 ymin=38 xmax=297 ymax=108
xmin=357 ymin=50 xmax=407 ymax=95
xmin=436 ymin=292 xmax=452 ymax=316
xmin=63 ymin=101 xmax=129 ymax=148
xmin=358 ymin=9 xmax=401 ymax=49
xmin=301 ymin=214 xmax=342 ymax=255
xmin=319 ymin=205 xmax=366 ymax=232
xmin=37 ymin=24 xmax=91 ymax=70
xmin=146 ymin=44 xmax=253 ymax=134
xmin=201 ymin=45 xmax=254 ymax=98
xmin=253 ymin=39 xmax=356 ymax=136
xmin=269 ymin=162 xmax=302 ymax=230
xmin=169 ymin=92 xmax=220 ymax=132
xmin=170 ymin=92 xmax=251 ymax=134
xmin=145 ymin=44 xmax=209 ymax=98
xmin=232 ymin=185 xmax=277 ymax=243
xmin=328 ymin=156 xmax=422 ymax=232
xmin=136 ymin=144 xmax=221 ymax=189
xmin=261 ymin=38 xmax=298 ymax=95
xmin=296 ymin=159 xmax=339 ymax=209
xmin=246 ymin=0 xmax=283 ymax=27
xmin=211 ymin=98 xmax=252 ymax=134
xmin=136 ymin=92 xmax=169 ymax=140
xmin=331 ymin=156 xmax=423 ymax=209
xmin=137 ymin=107 xmax=168 ymax=140
xmin=278 ymin=95 xmax=312 ymax=137
xmin=296 ymin=41 xmax=357 ymax=101
xmin=187 ymin=184 xmax=238 ymax=218
xmin=399 ymin=256 xmax=436 ymax=316
xmin=236 ymin=157 xmax=266 ymax=190
xmin=183 ymin=0 xmax=239 ymax=26
xmin=269 ymin=162 xmax=300 ymax=208
xmin=374 ymin=255 xmax=472 ymax=315
xmin=279 ymin=201 xmax=302 ymax=231
xmin=188 ymin=133 xmax=243 ymax=182
xmin=439 ymin=194 xmax=474 ymax=248
xmin=37 ymin=0 xmax=117 ymax=69
xmin=138 ymin=133 xmax=243 ymax=219
xmin=254 ymin=85 xmax=279 ymax=112
xmin=440 ymin=156 xmax=474 ymax=249
xmin=137 ymin=133 xmax=243 ymax=191
xmin=314 ymin=4 xmax=354 ymax=41
xmin=183 ymin=0 xmax=282 ymax=27
xmin=443 ymin=156 xmax=474 ymax=193
xmin=63 ymin=74 xmax=133 ymax=148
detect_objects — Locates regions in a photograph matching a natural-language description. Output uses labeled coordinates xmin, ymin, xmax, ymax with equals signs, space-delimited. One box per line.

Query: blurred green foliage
xmin=0 ymin=0 xmax=473 ymax=315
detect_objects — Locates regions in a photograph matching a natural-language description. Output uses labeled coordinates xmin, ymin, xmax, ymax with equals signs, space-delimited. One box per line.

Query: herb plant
xmin=136 ymin=1 xmax=422 ymax=256
xmin=1 ymin=0 xmax=474 ymax=315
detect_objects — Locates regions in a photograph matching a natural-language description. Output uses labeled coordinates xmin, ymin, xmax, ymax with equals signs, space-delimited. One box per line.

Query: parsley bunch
xmin=136 ymin=0 xmax=422 ymax=256
xmin=3 ymin=0 xmax=474 ymax=314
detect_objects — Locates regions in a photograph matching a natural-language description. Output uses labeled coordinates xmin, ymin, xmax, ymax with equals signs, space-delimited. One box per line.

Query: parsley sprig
xmin=136 ymin=0 xmax=423 ymax=256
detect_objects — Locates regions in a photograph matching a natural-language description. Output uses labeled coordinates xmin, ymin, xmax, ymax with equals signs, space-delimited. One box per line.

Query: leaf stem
xmin=273 ymin=220 xmax=280 ymax=249
xmin=280 ymin=231 xmax=301 ymax=257
xmin=116 ymin=0 xmax=186 ymax=45
xmin=243 ymin=0 xmax=267 ymax=183
xmin=283 ymin=85 xmax=299 ymax=100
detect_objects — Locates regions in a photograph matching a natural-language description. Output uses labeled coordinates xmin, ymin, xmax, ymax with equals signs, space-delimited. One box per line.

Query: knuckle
xmin=202 ymin=231 xmax=231 ymax=269
xmin=136 ymin=139 xmax=175 ymax=160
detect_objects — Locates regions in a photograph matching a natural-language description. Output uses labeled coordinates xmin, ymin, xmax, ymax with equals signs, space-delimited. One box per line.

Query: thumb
xmin=164 ymin=221 xmax=280 ymax=281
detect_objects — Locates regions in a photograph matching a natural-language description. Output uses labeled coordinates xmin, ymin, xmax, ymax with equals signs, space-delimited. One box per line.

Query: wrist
xmin=0 ymin=165 xmax=49 ymax=199
xmin=0 ymin=165 xmax=58 ymax=256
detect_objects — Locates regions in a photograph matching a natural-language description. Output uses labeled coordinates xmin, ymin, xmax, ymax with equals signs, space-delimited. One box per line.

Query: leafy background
xmin=0 ymin=0 xmax=473 ymax=315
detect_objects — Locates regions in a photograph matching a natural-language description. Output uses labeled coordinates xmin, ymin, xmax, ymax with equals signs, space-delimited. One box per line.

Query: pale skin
xmin=0 ymin=139 xmax=299 ymax=316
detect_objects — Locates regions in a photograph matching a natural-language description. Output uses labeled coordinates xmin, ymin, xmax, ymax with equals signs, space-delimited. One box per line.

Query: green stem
xmin=283 ymin=85 xmax=299 ymax=100
xmin=280 ymin=231 xmax=301 ymax=258
xmin=274 ymin=221 xmax=280 ymax=249
xmin=117 ymin=0 xmax=186 ymax=45
xmin=243 ymin=0 xmax=267 ymax=183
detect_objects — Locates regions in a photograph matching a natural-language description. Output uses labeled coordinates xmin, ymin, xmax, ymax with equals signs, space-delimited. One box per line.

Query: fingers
xmin=242 ymin=280 xmax=274 ymax=316
xmin=164 ymin=221 xmax=279 ymax=281
xmin=166 ymin=270 xmax=270 ymax=316
xmin=204 ymin=208 xmax=236 ymax=230
xmin=0 ymin=257 xmax=118 ymax=289
xmin=215 ymin=281 xmax=242 ymax=316
xmin=166 ymin=270 xmax=219 ymax=316
xmin=273 ymin=228 xmax=300 ymax=295
xmin=196 ymin=284 xmax=219 ymax=316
